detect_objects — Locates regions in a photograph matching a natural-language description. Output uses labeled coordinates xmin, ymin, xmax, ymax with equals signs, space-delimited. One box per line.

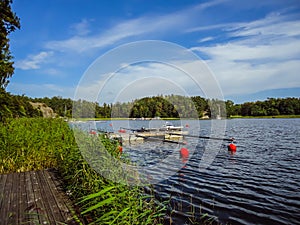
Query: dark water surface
xmin=94 ymin=119 xmax=300 ymax=225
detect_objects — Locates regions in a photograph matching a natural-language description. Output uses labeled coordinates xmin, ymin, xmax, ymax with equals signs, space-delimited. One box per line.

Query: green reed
xmin=0 ymin=118 xmax=165 ymax=224
xmin=0 ymin=118 xmax=70 ymax=173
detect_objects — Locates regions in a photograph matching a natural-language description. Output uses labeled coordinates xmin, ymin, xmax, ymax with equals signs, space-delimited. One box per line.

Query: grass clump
xmin=0 ymin=118 xmax=165 ymax=224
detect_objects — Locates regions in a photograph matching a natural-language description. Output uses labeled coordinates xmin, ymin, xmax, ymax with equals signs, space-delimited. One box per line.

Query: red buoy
xmin=180 ymin=147 xmax=189 ymax=158
xmin=118 ymin=145 xmax=123 ymax=153
xmin=89 ymin=130 xmax=97 ymax=135
xmin=228 ymin=143 xmax=237 ymax=152
xmin=118 ymin=129 xmax=126 ymax=133
xmin=180 ymin=147 xmax=189 ymax=164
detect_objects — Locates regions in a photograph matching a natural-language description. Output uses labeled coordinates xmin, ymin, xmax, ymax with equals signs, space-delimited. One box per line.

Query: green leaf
xmin=81 ymin=196 xmax=116 ymax=215
xmin=108 ymin=207 xmax=130 ymax=225
xmin=78 ymin=186 xmax=115 ymax=204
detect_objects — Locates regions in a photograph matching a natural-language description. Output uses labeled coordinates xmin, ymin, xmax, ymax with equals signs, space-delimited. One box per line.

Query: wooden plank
xmin=30 ymin=170 xmax=50 ymax=225
xmin=45 ymin=169 xmax=77 ymax=224
xmin=0 ymin=171 xmax=13 ymax=224
xmin=0 ymin=173 xmax=8 ymax=212
xmin=24 ymin=171 xmax=39 ymax=225
xmin=18 ymin=172 xmax=27 ymax=225
xmin=36 ymin=170 xmax=62 ymax=224
xmin=7 ymin=172 xmax=19 ymax=225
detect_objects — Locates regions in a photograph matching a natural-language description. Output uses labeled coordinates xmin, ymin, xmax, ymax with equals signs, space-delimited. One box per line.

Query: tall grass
xmin=0 ymin=118 xmax=71 ymax=173
xmin=0 ymin=118 xmax=165 ymax=224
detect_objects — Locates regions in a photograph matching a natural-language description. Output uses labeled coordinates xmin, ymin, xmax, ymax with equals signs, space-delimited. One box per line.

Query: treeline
xmin=1 ymin=90 xmax=299 ymax=119
xmin=227 ymin=97 xmax=300 ymax=117
xmin=32 ymin=95 xmax=209 ymax=118
xmin=0 ymin=89 xmax=41 ymax=121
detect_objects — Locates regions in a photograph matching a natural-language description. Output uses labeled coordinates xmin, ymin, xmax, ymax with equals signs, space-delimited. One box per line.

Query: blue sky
xmin=8 ymin=0 xmax=300 ymax=104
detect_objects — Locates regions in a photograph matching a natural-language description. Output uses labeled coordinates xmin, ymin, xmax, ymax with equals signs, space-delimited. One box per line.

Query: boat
xmin=159 ymin=122 xmax=183 ymax=131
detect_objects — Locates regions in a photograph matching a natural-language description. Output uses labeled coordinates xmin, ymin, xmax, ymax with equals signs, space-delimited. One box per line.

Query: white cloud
xmin=198 ymin=37 xmax=214 ymax=43
xmin=15 ymin=51 xmax=54 ymax=70
xmin=227 ymin=13 xmax=300 ymax=38
xmin=45 ymin=0 xmax=226 ymax=53
xmin=7 ymin=82 xmax=75 ymax=98
xmin=186 ymin=22 xmax=238 ymax=33
xmin=191 ymin=12 xmax=300 ymax=97
xmin=192 ymin=39 xmax=300 ymax=61
xmin=70 ymin=19 xmax=91 ymax=36
xmin=74 ymin=59 xmax=224 ymax=104
xmin=46 ymin=18 xmax=147 ymax=52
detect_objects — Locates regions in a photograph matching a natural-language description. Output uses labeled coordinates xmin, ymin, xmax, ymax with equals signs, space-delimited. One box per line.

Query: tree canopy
xmin=0 ymin=0 xmax=20 ymax=89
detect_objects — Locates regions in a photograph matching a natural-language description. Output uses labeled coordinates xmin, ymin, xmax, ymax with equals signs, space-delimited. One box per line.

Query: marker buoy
xmin=180 ymin=147 xmax=189 ymax=158
xmin=118 ymin=129 xmax=126 ymax=133
xmin=89 ymin=130 xmax=97 ymax=135
xmin=180 ymin=147 xmax=189 ymax=165
xmin=228 ymin=143 xmax=237 ymax=152
xmin=185 ymin=124 xmax=189 ymax=128
xmin=118 ymin=145 xmax=123 ymax=153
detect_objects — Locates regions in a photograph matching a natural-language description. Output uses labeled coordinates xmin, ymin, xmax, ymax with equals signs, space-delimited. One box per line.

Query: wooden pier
xmin=0 ymin=169 xmax=82 ymax=225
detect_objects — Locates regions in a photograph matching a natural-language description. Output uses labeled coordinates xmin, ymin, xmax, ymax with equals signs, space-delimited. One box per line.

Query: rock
xmin=29 ymin=102 xmax=57 ymax=118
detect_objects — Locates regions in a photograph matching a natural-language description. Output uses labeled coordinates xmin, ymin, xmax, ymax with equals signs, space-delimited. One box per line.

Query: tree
xmin=0 ymin=0 xmax=20 ymax=89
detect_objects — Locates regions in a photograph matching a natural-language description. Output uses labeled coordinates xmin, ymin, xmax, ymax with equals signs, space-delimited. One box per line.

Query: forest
xmin=1 ymin=91 xmax=299 ymax=120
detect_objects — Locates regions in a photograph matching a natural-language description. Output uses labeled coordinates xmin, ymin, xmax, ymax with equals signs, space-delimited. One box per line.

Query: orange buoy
xmin=228 ymin=143 xmax=237 ymax=152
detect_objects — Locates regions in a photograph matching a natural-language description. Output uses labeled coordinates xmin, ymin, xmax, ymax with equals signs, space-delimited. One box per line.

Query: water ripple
xmin=99 ymin=119 xmax=300 ymax=224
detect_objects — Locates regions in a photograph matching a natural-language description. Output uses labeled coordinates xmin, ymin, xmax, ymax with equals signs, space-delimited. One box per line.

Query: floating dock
xmin=107 ymin=130 xmax=188 ymax=144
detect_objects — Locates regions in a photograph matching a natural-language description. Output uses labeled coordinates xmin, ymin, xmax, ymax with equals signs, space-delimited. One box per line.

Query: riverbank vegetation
xmin=0 ymin=118 xmax=165 ymax=224
xmin=1 ymin=92 xmax=299 ymax=119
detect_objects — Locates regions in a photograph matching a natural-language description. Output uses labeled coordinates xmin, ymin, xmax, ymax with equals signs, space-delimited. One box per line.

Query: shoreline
xmin=229 ymin=115 xmax=300 ymax=119
xmin=69 ymin=115 xmax=300 ymax=121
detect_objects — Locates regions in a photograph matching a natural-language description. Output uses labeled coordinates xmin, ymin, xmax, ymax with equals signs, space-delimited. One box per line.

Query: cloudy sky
xmin=8 ymin=0 xmax=300 ymax=104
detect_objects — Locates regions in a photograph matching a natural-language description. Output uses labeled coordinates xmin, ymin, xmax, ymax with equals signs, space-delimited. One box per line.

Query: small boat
xmin=134 ymin=122 xmax=183 ymax=132
xmin=159 ymin=122 xmax=183 ymax=131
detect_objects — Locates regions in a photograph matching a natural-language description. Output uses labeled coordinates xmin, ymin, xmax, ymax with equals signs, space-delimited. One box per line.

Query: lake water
xmin=86 ymin=118 xmax=300 ymax=224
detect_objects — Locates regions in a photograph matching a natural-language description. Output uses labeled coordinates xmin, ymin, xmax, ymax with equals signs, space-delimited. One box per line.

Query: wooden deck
xmin=0 ymin=169 xmax=82 ymax=225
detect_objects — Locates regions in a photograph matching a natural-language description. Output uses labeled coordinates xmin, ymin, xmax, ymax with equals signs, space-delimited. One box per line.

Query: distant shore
xmin=229 ymin=115 xmax=300 ymax=119
xmin=69 ymin=115 xmax=300 ymax=121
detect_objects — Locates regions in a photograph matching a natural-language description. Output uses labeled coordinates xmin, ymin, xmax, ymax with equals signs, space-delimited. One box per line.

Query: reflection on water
xmin=76 ymin=119 xmax=300 ymax=225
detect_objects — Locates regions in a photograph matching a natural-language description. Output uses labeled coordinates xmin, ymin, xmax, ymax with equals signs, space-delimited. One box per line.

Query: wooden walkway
xmin=0 ymin=169 xmax=82 ymax=225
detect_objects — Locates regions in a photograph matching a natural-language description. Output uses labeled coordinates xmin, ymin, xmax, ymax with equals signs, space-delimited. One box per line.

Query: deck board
xmin=0 ymin=169 xmax=82 ymax=225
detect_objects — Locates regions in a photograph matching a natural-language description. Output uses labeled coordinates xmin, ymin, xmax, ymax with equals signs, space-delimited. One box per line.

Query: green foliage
xmin=0 ymin=118 xmax=70 ymax=172
xmin=232 ymin=97 xmax=300 ymax=117
xmin=32 ymin=95 xmax=300 ymax=118
xmin=0 ymin=89 xmax=41 ymax=121
xmin=33 ymin=96 xmax=74 ymax=117
xmin=0 ymin=0 xmax=20 ymax=88
xmin=0 ymin=118 xmax=165 ymax=224
xmin=2 ymin=91 xmax=299 ymax=120
xmin=129 ymin=96 xmax=179 ymax=118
